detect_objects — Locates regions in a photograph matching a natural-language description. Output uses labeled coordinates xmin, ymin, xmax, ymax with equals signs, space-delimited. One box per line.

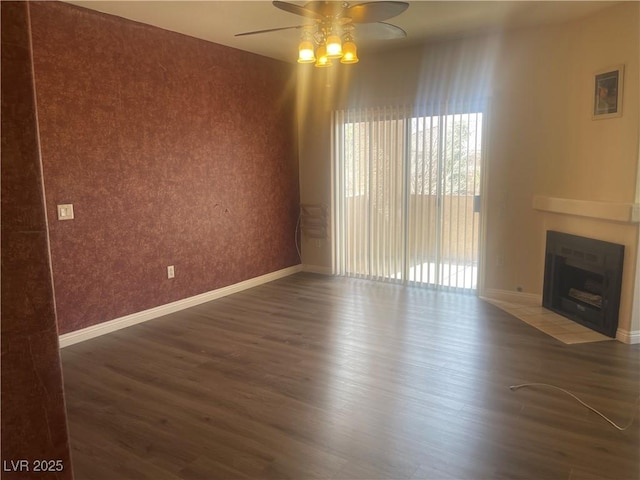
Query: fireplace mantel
xmin=533 ymin=196 xmax=640 ymax=224
xmin=533 ymin=194 xmax=640 ymax=344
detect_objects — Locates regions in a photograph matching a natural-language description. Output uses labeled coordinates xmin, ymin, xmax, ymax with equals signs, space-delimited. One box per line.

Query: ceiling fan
xmin=235 ymin=1 xmax=409 ymax=66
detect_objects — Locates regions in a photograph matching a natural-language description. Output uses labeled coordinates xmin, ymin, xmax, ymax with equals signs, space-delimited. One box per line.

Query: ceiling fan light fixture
xmin=325 ymin=33 xmax=343 ymax=58
xmin=297 ymin=39 xmax=316 ymax=63
xmin=340 ymin=40 xmax=358 ymax=64
xmin=239 ymin=1 xmax=409 ymax=67
xmin=314 ymin=44 xmax=332 ymax=67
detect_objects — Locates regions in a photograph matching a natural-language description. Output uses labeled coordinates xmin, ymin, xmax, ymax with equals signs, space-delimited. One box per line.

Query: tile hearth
xmin=483 ymin=298 xmax=613 ymax=344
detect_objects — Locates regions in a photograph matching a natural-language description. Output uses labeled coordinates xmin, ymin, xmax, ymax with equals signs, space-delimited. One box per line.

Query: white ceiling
xmin=65 ymin=1 xmax=618 ymax=63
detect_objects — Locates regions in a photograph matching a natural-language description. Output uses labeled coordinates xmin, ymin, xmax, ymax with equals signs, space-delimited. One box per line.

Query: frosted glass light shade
xmin=315 ymin=45 xmax=332 ymax=67
xmin=340 ymin=41 xmax=359 ymax=64
xmin=297 ymin=40 xmax=316 ymax=63
xmin=325 ymin=34 xmax=342 ymax=58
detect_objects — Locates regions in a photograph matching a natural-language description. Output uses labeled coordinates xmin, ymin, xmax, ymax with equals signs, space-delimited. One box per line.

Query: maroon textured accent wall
xmin=1 ymin=2 xmax=73 ymax=477
xmin=29 ymin=2 xmax=300 ymax=334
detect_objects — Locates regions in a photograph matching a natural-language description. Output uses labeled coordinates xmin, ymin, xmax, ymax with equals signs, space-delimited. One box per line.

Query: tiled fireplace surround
xmin=486 ymin=195 xmax=640 ymax=344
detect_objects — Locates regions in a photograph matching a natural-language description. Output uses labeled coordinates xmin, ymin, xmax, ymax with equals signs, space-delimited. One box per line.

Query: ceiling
xmin=65 ymin=1 xmax=617 ymax=63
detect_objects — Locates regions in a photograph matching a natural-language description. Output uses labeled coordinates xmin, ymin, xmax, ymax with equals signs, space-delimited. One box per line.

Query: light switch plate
xmin=57 ymin=204 xmax=74 ymax=220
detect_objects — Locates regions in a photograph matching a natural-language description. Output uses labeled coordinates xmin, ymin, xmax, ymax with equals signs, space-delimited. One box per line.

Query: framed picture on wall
xmin=592 ymin=64 xmax=624 ymax=119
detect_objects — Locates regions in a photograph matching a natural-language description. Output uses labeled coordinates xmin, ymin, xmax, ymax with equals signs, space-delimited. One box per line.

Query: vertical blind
xmin=333 ymin=101 xmax=483 ymax=290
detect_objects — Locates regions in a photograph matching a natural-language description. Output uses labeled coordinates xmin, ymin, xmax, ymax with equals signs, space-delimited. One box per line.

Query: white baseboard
xmin=302 ymin=264 xmax=333 ymax=275
xmin=59 ymin=264 xmax=303 ymax=348
xmin=616 ymin=328 xmax=640 ymax=344
xmin=481 ymin=288 xmax=542 ymax=306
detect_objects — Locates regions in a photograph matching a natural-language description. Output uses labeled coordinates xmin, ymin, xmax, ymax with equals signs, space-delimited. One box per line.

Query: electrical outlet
xmin=167 ymin=265 xmax=175 ymax=279
xmin=496 ymin=254 xmax=504 ymax=267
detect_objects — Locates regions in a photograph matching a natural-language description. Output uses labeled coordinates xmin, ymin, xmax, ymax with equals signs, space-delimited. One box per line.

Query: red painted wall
xmin=1 ymin=2 xmax=73 ymax=476
xmin=29 ymin=2 xmax=300 ymax=334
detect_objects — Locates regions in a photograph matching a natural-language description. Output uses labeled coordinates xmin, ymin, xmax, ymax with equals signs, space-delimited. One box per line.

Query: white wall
xmin=297 ymin=2 xmax=640 ymax=335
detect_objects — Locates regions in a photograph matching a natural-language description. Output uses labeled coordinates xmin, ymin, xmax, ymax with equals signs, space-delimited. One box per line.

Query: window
xmin=333 ymin=103 xmax=483 ymax=290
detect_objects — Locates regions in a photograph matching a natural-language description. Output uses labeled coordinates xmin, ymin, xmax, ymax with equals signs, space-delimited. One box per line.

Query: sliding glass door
xmin=333 ymin=103 xmax=483 ymax=291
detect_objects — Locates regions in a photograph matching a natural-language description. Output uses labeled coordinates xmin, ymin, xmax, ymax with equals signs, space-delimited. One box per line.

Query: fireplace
xmin=542 ymin=231 xmax=624 ymax=338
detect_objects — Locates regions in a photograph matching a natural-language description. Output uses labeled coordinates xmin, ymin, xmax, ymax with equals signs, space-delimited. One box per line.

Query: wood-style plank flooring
xmin=61 ymin=273 xmax=640 ymax=479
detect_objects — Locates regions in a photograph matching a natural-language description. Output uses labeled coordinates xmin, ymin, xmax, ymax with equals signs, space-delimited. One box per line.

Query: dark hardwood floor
xmin=61 ymin=273 xmax=640 ymax=479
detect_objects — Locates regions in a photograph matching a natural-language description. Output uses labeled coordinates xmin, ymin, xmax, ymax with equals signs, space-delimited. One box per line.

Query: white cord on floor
xmin=509 ymin=383 xmax=640 ymax=431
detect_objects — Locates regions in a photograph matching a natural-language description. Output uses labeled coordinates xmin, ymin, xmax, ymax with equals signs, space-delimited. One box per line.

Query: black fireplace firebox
xmin=543 ymin=231 xmax=624 ymax=338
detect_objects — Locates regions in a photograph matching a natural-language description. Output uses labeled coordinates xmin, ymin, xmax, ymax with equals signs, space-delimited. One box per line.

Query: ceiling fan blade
xmin=272 ymin=1 xmax=324 ymax=20
xmin=353 ymin=21 xmax=407 ymax=40
xmin=235 ymin=25 xmax=308 ymax=37
xmin=345 ymin=1 xmax=409 ymax=23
